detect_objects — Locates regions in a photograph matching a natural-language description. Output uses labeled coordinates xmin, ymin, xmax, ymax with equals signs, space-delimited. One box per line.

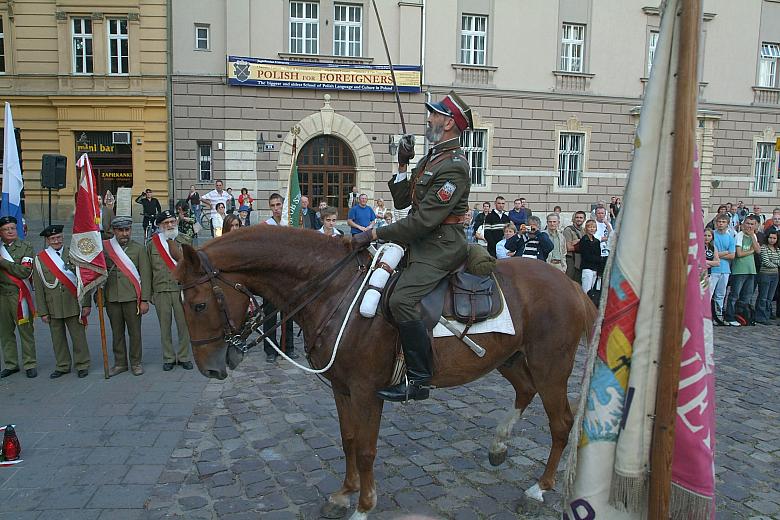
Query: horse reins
xmin=182 ymin=248 xmax=366 ymax=357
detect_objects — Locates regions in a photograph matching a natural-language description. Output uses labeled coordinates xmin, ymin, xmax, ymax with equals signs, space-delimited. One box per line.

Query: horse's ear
xmin=181 ymin=244 xmax=200 ymax=269
xmin=169 ymin=240 xmax=182 ymax=262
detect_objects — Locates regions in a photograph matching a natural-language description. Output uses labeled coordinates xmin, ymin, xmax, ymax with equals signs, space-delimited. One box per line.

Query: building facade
xmin=173 ymin=0 xmax=780 ymax=221
xmin=0 ymin=0 xmax=168 ymax=221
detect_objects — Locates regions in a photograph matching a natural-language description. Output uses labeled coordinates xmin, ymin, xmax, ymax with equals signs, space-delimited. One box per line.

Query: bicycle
xmin=143 ymin=215 xmax=157 ymax=243
xmin=199 ymin=212 xmax=212 ymax=232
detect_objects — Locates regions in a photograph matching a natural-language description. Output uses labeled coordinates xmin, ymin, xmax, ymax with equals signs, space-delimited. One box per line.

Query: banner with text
xmin=227 ymin=56 xmax=422 ymax=93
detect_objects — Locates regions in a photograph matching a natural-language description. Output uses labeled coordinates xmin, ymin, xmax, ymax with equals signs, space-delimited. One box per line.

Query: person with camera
xmin=135 ymin=189 xmax=161 ymax=239
xmin=515 ymin=215 xmax=553 ymax=261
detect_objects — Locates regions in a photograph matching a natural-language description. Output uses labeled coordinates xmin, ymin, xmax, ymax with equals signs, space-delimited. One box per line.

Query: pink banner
xmin=671 ymin=150 xmax=716 ymax=516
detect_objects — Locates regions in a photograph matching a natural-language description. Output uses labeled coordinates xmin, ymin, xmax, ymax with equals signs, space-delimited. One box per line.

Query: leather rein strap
xmin=183 ymin=247 xmax=365 ymax=352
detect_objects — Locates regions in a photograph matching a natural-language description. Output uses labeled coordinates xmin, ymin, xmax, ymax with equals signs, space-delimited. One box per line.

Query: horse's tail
xmin=577 ymin=282 xmax=599 ymax=347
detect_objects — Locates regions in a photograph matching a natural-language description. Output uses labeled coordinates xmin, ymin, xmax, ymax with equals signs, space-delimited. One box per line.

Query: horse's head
xmin=176 ymin=244 xmax=251 ymax=380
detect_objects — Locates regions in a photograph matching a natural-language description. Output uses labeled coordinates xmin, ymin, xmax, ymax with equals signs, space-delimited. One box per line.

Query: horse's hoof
xmin=524 ymin=483 xmax=545 ymax=502
xmin=488 ymin=448 xmax=507 ymax=466
xmin=320 ymin=501 xmax=350 ymax=519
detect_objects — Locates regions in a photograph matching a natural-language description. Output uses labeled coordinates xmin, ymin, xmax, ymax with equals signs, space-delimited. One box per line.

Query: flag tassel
xmin=669 ymin=483 xmax=712 ymax=520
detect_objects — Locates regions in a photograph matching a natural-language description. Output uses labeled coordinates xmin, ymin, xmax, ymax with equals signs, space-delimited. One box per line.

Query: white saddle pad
xmin=432 ymin=290 xmax=515 ymax=338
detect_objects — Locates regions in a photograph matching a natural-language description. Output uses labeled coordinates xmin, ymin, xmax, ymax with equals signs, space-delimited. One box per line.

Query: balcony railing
xmin=752 ymin=86 xmax=780 ymax=106
xmin=451 ymin=64 xmax=497 ymax=87
xmin=553 ymin=71 xmax=595 ymax=93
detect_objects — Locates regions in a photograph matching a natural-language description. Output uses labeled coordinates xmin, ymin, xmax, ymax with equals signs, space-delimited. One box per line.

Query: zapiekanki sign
xmin=227 ymin=56 xmax=421 ymax=93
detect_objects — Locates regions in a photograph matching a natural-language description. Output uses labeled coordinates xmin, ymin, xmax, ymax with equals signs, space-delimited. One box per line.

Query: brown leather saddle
xmin=381 ymin=267 xmax=503 ymax=331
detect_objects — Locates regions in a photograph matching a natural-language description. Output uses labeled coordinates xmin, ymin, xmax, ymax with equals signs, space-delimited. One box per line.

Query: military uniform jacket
xmin=103 ymin=240 xmax=152 ymax=303
xmin=33 ymin=247 xmax=89 ymax=319
xmin=0 ymin=240 xmax=34 ymax=296
xmin=376 ymin=138 xmax=471 ymax=271
xmin=147 ymin=234 xmax=191 ymax=294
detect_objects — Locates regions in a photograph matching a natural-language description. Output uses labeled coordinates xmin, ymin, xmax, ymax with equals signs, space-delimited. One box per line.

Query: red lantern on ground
xmin=2 ymin=425 xmax=21 ymax=461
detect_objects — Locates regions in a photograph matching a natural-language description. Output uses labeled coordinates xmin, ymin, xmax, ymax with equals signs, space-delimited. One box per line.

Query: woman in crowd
xmin=756 ymin=229 xmax=780 ymax=324
xmin=212 ymin=202 xmax=226 ymax=237
xmin=579 ymin=219 xmax=604 ymax=293
xmin=221 ymin=214 xmax=242 ymax=235
xmin=187 ymin=185 xmax=201 ymax=224
xmin=238 ymin=188 xmax=254 ymax=218
xmin=176 ymin=201 xmax=196 ymax=242
xmin=374 ymin=198 xmax=388 ymax=220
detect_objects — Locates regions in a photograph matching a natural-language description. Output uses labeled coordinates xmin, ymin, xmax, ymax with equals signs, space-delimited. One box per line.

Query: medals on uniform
xmin=103 ymin=237 xmax=143 ymax=311
xmin=151 ymin=233 xmax=177 ymax=272
xmin=0 ymin=243 xmax=35 ymax=324
xmin=36 ymin=248 xmax=86 ymax=324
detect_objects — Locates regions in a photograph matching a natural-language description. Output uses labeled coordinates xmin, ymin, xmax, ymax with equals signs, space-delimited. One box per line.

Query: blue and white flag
xmin=1 ymin=102 xmax=24 ymax=238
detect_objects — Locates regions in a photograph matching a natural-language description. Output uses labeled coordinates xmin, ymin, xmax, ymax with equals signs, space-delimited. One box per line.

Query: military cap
xmin=425 ymin=90 xmax=473 ymax=131
xmin=40 ymin=224 xmax=64 ymax=237
xmin=110 ymin=216 xmax=133 ymax=229
xmin=0 ymin=216 xmax=18 ymax=227
xmin=155 ymin=210 xmax=176 ymax=225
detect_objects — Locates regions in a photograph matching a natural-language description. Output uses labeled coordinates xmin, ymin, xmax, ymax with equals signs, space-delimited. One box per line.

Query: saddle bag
xmin=450 ymin=271 xmax=498 ymax=324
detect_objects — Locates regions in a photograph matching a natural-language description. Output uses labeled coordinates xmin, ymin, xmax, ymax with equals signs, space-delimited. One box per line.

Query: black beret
xmin=155 ymin=210 xmax=176 ymax=225
xmin=40 ymin=224 xmax=64 ymax=237
xmin=0 ymin=216 xmax=18 ymax=227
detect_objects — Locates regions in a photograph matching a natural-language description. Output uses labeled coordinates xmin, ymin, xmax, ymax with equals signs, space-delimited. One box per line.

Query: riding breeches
xmin=388 ymin=262 xmax=450 ymax=322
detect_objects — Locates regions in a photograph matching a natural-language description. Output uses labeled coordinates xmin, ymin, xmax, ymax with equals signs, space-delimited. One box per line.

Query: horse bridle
xmin=181 ymin=247 xmax=366 ymax=356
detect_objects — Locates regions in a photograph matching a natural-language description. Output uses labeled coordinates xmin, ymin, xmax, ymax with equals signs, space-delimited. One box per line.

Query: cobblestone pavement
xmin=139 ymin=323 xmax=779 ymax=520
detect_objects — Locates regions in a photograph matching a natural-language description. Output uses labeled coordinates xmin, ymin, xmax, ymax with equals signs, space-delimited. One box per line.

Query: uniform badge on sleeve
xmin=436 ymin=181 xmax=457 ymax=203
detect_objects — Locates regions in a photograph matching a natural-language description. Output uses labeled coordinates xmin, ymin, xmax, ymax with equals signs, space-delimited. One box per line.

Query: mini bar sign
xmin=227 ymin=56 xmax=422 ymax=93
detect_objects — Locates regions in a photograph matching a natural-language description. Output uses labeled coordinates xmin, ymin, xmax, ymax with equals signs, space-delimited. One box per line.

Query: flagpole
xmin=648 ymin=0 xmax=702 ymax=517
xmin=96 ymin=287 xmax=110 ymax=379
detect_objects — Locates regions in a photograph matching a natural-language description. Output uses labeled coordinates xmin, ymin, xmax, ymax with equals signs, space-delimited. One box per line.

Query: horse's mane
xmin=198 ymin=225 xmax=352 ymax=276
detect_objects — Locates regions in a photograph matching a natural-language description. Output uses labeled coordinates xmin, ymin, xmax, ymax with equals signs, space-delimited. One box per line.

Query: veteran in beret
xmin=0 ymin=215 xmax=37 ymax=378
xmin=103 ymin=216 xmax=152 ymax=376
xmin=147 ymin=210 xmax=193 ymax=371
xmin=351 ymin=91 xmax=474 ymax=402
xmin=33 ymin=225 xmax=92 ymax=378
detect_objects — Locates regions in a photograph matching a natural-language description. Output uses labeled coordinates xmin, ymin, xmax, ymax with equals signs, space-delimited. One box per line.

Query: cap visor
xmin=425 ymin=101 xmax=451 ymax=117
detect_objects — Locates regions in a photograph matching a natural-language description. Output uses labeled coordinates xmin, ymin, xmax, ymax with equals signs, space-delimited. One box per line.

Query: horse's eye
xmin=194 ymin=303 xmax=207 ymax=313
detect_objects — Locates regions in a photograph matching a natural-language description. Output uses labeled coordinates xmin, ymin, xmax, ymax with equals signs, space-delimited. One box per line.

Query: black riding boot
xmin=377 ymin=320 xmax=433 ymax=402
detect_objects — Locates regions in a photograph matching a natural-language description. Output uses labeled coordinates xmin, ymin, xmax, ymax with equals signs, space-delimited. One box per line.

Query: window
xmin=290 ymin=1 xmax=319 ymax=54
xmin=72 ymin=18 xmax=93 ymax=74
xmin=198 ymin=143 xmax=212 ymax=182
xmin=754 ymin=142 xmax=774 ymax=193
xmin=460 ymin=15 xmax=487 ymax=65
xmin=759 ymin=43 xmax=780 ymax=87
xmin=0 ymin=18 xmax=5 ymax=73
xmin=334 ymin=4 xmax=361 ymax=57
xmin=558 ymin=133 xmax=584 ymax=188
xmin=108 ymin=19 xmax=129 ymax=75
xmin=560 ymin=23 xmax=585 ymax=73
xmin=195 ymin=24 xmax=210 ymax=51
xmin=647 ymin=31 xmax=659 ymax=76
xmin=460 ymin=129 xmax=487 ymax=187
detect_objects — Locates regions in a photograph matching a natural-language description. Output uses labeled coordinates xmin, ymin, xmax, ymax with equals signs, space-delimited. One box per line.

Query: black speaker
xmin=41 ymin=154 xmax=67 ymax=190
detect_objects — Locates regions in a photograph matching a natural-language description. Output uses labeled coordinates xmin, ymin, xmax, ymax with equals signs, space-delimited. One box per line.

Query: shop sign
xmin=100 ymin=171 xmax=132 ymax=179
xmin=75 ymin=131 xmax=132 ymax=156
xmin=227 ymin=55 xmax=422 ymax=93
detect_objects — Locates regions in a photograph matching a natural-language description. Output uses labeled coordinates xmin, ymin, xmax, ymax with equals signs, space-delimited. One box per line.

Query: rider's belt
xmin=442 ymin=214 xmax=467 ymax=225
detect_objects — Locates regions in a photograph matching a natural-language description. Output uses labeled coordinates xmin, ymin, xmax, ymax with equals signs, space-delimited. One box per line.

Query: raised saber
xmin=437 ymin=317 xmax=486 ymax=357
xmin=371 ymin=0 xmax=407 ymax=134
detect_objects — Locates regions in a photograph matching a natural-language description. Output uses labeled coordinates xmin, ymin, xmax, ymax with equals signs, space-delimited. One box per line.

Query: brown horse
xmin=175 ymin=225 xmax=596 ymax=519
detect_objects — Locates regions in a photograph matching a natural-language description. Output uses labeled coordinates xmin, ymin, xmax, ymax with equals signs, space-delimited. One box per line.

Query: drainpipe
xmin=166 ymin=0 xmax=175 ymax=210
xmin=420 ymin=0 xmax=426 ymax=86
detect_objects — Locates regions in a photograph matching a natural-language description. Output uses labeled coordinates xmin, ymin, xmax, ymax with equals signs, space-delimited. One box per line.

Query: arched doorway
xmin=297 ymin=135 xmax=356 ymax=219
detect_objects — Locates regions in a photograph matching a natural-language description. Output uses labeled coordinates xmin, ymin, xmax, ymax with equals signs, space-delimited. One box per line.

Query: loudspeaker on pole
xmin=41 ymin=154 xmax=67 ymax=190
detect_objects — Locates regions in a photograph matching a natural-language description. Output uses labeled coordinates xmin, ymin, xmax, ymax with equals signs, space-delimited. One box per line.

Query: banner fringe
xmin=608 ymin=472 xmax=646 ymax=513
xmin=670 ymin=483 xmax=712 ymax=520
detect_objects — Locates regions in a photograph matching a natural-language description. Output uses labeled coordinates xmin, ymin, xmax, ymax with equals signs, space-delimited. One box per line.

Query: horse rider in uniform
xmin=352 ymin=91 xmax=473 ymax=402
xmin=0 ymin=216 xmax=37 ymax=378
xmin=103 ymin=216 xmax=152 ymax=376
xmin=147 ymin=210 xmax=193 ymax=371
xmin=33 ymin=225 xmax=92 ymax=378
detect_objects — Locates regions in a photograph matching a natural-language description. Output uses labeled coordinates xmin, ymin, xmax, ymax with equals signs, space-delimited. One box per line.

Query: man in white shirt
xmin=200 ymin=180 xmax=232 ymax=235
